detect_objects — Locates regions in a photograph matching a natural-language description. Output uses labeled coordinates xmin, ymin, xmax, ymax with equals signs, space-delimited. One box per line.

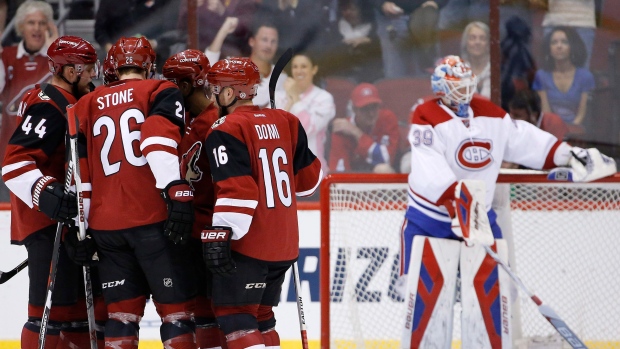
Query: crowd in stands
xmin=0 ymin=0 xmax=616 ymax=203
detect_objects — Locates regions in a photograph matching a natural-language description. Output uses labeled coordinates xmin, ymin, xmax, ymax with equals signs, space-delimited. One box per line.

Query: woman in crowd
xmin=461 ymin=21 xmax=490 ymax=98
xmin=533 ymin=26 xmax=595 ymax=135
xmin=276 ymin=52 xmax=335 ymax=173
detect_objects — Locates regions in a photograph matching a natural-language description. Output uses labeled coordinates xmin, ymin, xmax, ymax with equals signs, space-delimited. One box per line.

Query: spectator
xmin=95 ymin=0 xmax=179 ymax=53
xmin=328 ymin=0 xmax=382 ymax=83
xmin=0 ymin=1 xmax=57 ymax=202
xmin=500 ymin=15 xmax=536 ymax=111
xmin=276 ymin=52 xmax=335 ymax=173
xmin=542 ymin=0 xmax=597 ymax=69
xmin=461 ymin=21 xmax=490 ymax=98
xmin=374 ymin=0 xmax=447 ymax=78
xmin=206 ymin=20 xmax=287 ymax=109
xmin=509 ymin=89 xmax=568 ymax=141
xmin=533 ymin=26 xmax=594 ymax=135
xmin=258 ymin=0 xmax=328 ymax=58
xmin=178 ymin=0 xmax=256 ymax=58
xmin=329 ymin=82 xmax=400 ymax=173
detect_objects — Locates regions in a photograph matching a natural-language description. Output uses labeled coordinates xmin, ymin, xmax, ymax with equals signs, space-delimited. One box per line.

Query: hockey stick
xmin=483 ymin=245 xmax=588 ymax=349
xmin=292 ymin=262 xmax=309 ymax=349
xmin=269 ymin=47 xmax=293 ymax=109
xmin=0 ymin=259 xmax=28 ymax=284
xmin=67 ymin=105 xmax=98 ymax=349
xmin=39 ymin=160 xmax=74 ymax=349
xmin=268 ymin=47 xmax=308 ymax=348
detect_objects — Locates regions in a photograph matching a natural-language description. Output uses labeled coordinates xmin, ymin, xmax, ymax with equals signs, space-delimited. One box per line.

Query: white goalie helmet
xmin=431 ymin=55 xmax=478 ymax=117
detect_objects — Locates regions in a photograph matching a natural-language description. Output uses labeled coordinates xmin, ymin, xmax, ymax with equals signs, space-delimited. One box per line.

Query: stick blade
xmin=269 ymin=47 xmax=293 ymax=109
xmin=539 ymin=305 xmax=589 ymax=348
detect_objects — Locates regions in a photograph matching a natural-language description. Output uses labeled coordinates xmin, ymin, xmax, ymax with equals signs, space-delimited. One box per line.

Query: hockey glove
xmin=548 ymin=147 xmax=617 ymax=182
xmin=446 ymin=180 xmax=494 ymax=247
xmin=32 ymin=176 xmax=77 ymax=223
xmin=64 ymin=225 xmax=98 ymax=266
xmin=201 ymin=226 xmax=236 ymax=274
xmin=161 ymin=180 xmax=194 ymax=244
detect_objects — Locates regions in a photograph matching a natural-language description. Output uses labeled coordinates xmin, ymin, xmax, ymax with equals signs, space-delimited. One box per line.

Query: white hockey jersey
xmin=406 ymin=96 xmax=570 ymax=230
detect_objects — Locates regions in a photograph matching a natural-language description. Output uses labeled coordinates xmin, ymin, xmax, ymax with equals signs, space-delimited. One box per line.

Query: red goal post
xmin=320 ymin=171 xmax=620 ymax=349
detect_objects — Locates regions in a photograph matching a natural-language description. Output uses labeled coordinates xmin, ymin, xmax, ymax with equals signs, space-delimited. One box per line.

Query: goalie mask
xmin=431 ymin=55 xmax=478 ymax=118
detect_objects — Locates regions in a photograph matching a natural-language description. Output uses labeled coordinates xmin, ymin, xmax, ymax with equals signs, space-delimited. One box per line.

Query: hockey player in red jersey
xmin=1 ymin=35 xmax=106 ymax=349
xmin=162 ymin=49 xmax=226 ymax=348
xmin=70 ymin=36 xmax=197 ymax=349
xmin=400 ymin=55 xmax=616 ymax=348
xmin=200 ymin=57 xmax=322 ymax=349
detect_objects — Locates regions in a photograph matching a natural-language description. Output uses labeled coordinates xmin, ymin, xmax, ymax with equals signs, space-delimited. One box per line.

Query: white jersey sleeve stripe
xmin=140 ymin=136 xmax=178 ymax=151
xmin=1 ymin=160 xmax=35 ymax=175
xmin=215 ymin=198 xmax=258 ymax=209
xmin=5 ymin=168 xmax=43 ymax=208
xmin=145 ymin=151 xmax=181 ymax=189
xmin=212 ymin=211 xmax=253 ymax=240
xmin=297 ymin=168 xmax=323 ymax=197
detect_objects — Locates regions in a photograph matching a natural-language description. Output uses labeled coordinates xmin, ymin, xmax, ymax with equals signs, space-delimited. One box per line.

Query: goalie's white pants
xmin=401 ymin=236 xmax=512 ymax=349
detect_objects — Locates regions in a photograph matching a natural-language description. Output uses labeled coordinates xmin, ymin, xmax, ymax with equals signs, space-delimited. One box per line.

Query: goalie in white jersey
xmin=400 ymin=55 xmax=616 ymax=349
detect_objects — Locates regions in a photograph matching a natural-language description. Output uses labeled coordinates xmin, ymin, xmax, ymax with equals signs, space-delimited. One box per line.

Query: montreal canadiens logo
xmin=455 ymin=139 xmax=493 ymax=170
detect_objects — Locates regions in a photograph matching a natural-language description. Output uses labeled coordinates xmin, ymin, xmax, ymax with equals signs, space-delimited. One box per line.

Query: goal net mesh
xmin=321 ymin=174 xmax=620 ymax=349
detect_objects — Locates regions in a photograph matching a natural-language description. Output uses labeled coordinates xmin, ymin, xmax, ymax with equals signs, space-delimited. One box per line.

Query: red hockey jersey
xmin=179 ymin=104 xmax=219 ymax=238
xmin=2 ymin=85 xmax=76 ymax=243
xmin=72 ymin=79 xmax=185 ymax=231
xmin=204 ymin=105 xmax=322 ymax=261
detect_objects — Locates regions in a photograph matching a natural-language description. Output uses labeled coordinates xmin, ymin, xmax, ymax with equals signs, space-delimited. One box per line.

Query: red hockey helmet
xmin=112 ymin=36 xmax=156 ymax=74
xmin=207 ymin=57 xmax=260 ymax=100
xmin=162 ymin=49 xmax=210 ymax=87
xmin=103 ymin=44 xmax=118 ymax=85
xmin=47 ymin=35 xmax=98 ymax=76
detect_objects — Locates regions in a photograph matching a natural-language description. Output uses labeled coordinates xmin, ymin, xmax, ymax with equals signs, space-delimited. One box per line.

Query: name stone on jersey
xmin=97 ymin=88 xmax=134 ymax=109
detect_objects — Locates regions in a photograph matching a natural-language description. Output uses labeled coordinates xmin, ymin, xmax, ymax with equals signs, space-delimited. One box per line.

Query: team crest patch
xmin=455 ymin=138 xmax=493 ymax=170
xmin=211 ymin=116 xmax=226 ymax=129
xmin=163 ymin=278 xmax=173 ymax=287
xmin=181 ymin=141 xmax=203 ymax=189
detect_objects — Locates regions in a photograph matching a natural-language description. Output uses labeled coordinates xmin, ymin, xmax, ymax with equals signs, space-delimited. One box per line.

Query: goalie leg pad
xmin=401 ymin=236 xmax=460 ymax=349
xmin=460 ymin=239 xmax=512 ymax=349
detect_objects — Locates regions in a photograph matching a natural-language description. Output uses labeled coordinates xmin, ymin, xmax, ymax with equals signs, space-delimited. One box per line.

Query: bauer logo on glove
xmin=201 ymin=226 xmax=236 ymax=274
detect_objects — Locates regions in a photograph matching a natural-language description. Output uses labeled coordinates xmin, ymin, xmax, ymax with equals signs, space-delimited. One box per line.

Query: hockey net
xmin=320 ymin=172 xmax=620 ymax=349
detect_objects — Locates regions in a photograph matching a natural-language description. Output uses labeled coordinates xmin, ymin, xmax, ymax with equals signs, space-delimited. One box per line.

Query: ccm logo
xmin=174 ymin=190 xmax=193 ymax=197
xmin=245 ymin=283 xmax=266 ymax=289
xmin=201 ymin=232 xmax=227 ymax=240
xmin=102 ymin=280 xmax=125 ymax=288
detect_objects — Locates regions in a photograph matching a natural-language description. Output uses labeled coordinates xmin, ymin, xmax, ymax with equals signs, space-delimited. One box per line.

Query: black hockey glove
xmin=201 ymin=226 xmax=236 ymax=274
xmin=32 ymin=176 xmax=77 ymax=223
xmin=64 ymin=225 xmax=98 ymax=266
xmin=161 ymin=180 xmax=194 ymax=244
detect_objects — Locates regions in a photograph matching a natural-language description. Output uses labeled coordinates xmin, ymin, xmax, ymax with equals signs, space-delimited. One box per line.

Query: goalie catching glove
xmin=548 ymin=147 xmax=617 ymax=182
xmin=444 ymin=180 xmax=494 ymax=247
xmin=64 ymin=225 xmax=98 ymax=266
xmin=32 ymin=176 xmax=77 ymax=223
xmin=161 ymin=180 xmax=194 ymax=244
xmin=201 ymin=226 xmax=236 ymax=274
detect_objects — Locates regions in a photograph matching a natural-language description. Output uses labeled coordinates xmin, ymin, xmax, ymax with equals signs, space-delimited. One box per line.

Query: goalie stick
xmin=483 ymin=245 xmax=588 ymax=349
xmin=269 ymin=47 xmax=293 ymax=110
xmin=268 ymin=47 xmax=309 ymax=349
xmin=66 ymin=105 xmax=98 ymax=349
xmin=0 ymin=259 xmax=28 ymax=284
